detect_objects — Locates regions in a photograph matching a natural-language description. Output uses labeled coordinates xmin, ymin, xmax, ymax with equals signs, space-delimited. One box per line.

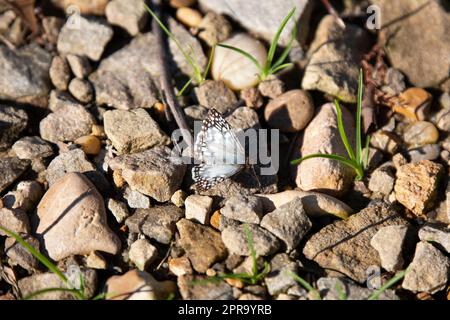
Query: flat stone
xmin=5 ymin=236 xmax=40 ymax=272
xmin=107 ymin=198 xmax=129 ymax=224
xmin=50 ymin=0 xmax=109 ymax=15
xmin=0 ymin=105 xmax=28 ymax=151
xmin=370 ymin=225 xmax=413 ymax=272
xmin=302 ymin=15 xmax=370 ymax=102
xmin=418 ymin=224 xmax=450 ymax=254
xmin=0 ymin=157 xmax=30 ymax=193
xmin=45 ymin=149 xmax=96 ymax=186
xmin=264 ymin=90 xmax=314 ymax=132
xmin=105 ymin=269 xmax=176 ymax=300
xmin=368 ymin=165 xmax=396 ymax=196
xmin=109 ymin=146 xmax=186 ymax=202
xmin=123 ymin=187 xmax=150 ymax=209
xmin=303 ymin=201 xmax=408 ymax=283
xmin=198 ymin=0 xmax=311 ymax=46
xmin=258 ymin=75 xmax=285 ymax=99
xmin=168 ymin=256 xmax=193 ymax=276
xmin=293 ymin=103 xmax=355 ymax=196
xmin=260 ymin=197 xmax=312 ymax=251
xmin=103 ymin=108 xmax=169 ymax=154
xmin=176 ymin=218 xmax=227 ymax=273
xmin=407 ymin=144 xmax=441 ymax=163
xmin=19 ymin=269 xmax=97 ymax=300
xmin=185 ymin=195 xmax=213 ymax=224
xmin=57 ymin=15 xmax=113 ymax=61
xmin=402 ymin=241 xmax=450 ymax=294
xmin=403 ymin=121 xmax=439 ymax=147
xmin=106 ymin=0 xmax=147 ymax=36
xmin=12 ymin=136 xmax=53 ymax=160
xmin=372 ymin=0 xmax=450 ymax=88
xmin=221 ymin=194 xmax=263 ymax=224
xmin=264 ymin=253 xmax=298 ymax=296
xmin=90 ymin=22 xmax=205 ymax=109
xmin=39 ymin=103 xmax=95 ymax=143
xmin=129 ymin=238 xmax=158 ymax=271
xmin=0 ymin=207 xmax=30 ymax=236
xmin=126 ymin=205 xmax=184 ymax=244
xmin=66 ymin=54 xmax=91 ymax=79
xmin=194 ymin=80 xmax=238 ymax=114
xmin=49 ymin=55 xmax=71 ymax=91
xmin=222 ymin=224 xmax=280 ymax=257
xmin=225 ymin=106 xmax=260 ymax=131
xmin=316 ymin=277 xmax=398 ymax=300
xmin=68 ymin=78 xmax=94 ymax=103
xmin=36 ymin=172 xmax=121 ymax=261
xmin=257 ymin=190 xmax=352 ymax=220
xmin=0 ymin=44 xmax=51 ymax=106
xmin=394 ymin=160 xmax=444 ymax=216
xmin=178 ymin=274 xmax=233 ymax=300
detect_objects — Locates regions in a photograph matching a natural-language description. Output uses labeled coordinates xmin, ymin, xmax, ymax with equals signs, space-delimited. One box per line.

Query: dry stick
xmin=320 ymin=0 xmax=346 ymax=29
xmin=151 ymin=0 xmax=194 ymax=149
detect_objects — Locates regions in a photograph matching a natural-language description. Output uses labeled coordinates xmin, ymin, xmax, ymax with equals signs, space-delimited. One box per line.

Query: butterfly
xmin=192 ymin=108 xmax=247 ymax=191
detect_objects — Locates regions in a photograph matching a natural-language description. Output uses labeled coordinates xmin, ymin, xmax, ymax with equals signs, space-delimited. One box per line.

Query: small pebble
xmin=176 ymin=7 xmax=202 ymax=28
xmin=185 ymin=195 xmax=213 ymax=225
xmin=169 ymin=256 xmax=193 ymax=276
xmin=68 ymin=78 xmax=94 ymax=103
xmin=403 ymin=121 xmax=439 ymax=147
xmin=129 ymin=238 xmax=158 ymax=271
xmin=66 ymin=54 xmax=92 ymax=79
xmin=49 ymin=55 xmax=71 ymax=91
xmin=74 ymin=135 xmax=101 ymax=156
xmin=171 ymin=189 xmax=187 ymax=208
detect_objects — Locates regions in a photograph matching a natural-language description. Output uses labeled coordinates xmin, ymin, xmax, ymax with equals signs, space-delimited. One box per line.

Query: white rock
xmin=185 ymin=195 xmax=213 ymax=225
xmin=129 ymin=238 xmax=158 ymax=271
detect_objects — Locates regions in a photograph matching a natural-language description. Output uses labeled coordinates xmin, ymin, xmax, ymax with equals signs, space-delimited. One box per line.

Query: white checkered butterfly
xmin=192 ymin=108 xmax=246 ymax=191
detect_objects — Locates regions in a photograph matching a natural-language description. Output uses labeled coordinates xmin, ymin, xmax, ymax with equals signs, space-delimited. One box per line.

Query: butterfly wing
xmin=192 ymin=109 xmax=246 ymax=190
xmin=194 ymin=108 xmax=245 ymax=165
xmin=192 ymin=163 xmax=244 ymax=191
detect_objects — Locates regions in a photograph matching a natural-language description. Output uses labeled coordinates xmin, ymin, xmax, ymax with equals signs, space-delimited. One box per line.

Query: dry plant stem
xmin=151 ymin=0 xmax=193 ymax=149
xmin=320 ymin=0 xmax=346 ymax=29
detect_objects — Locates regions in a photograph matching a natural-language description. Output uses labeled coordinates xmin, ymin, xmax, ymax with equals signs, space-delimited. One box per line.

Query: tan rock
xmin=293 ymin=102 xmax=355 ymax=196
xmin=105 ymin=269 xmax=176 ymax=300
xmin=394 ymin=160 xmax=444 ymax=215
xmin=36 ymin=173 xmax=121 ymax=261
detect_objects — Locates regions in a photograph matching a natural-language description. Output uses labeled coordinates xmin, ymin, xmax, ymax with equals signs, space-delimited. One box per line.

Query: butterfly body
xmin=192 ymin=108 xmax=248 ymax=191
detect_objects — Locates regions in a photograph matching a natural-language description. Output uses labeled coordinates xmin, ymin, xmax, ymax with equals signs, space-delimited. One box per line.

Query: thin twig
xmin=151 ymin=0 xmax=194 ymax=149
xmin=320 ymin=0 xmax=346 ymax=29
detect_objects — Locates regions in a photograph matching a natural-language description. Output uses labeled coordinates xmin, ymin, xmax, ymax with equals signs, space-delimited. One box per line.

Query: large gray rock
xmin=260 ymin=197 xmax=312 ymax=251
xmin=372 ymin=0 xmax=450 ymax=88
xmin=103 ymin=108 xmax=170 ymax=154
xmin=402 ymin=241 xmax=450 ymax=294
xmin=302 ymin=15 xmax=370 ymax=102
xmin=45 ymin=149 xmax=95 ymax=186
xmin=198 ymin=0 xmax=312 ymax=46
xmin=39 ymin=103 xmax=95 ymax=143
xmin=303 ymin=202 xmax=408 ymax=283
xmin=36 ymin=173 xmax=121 ymax=261
xmin=0 ymin=105 xmax=28 ymax=151
xmin=57 ymin=15 xmax=113 ymax=61
xmin=0 ymin=157 xmax=30 ymax=194
xmin=293 ymin=103 xmax=355 ymax=196
xmin=90 ymin=20 xmax=205 ymax=110
xmin=126 ymin=205 xmax=184 ymax=244
xmin=109 ymin=146 xmax=186 ymax=202
xmin=221 ymin=194 xmax=264 ymax=224
xmin=0 ymin=44 xmax=51 ymax=106
xmin=176 ymin=219 xmax=227 ymax=273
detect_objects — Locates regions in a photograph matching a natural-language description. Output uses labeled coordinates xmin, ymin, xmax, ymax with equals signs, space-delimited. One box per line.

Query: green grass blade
xmin=271 ymin=19 xmax=298 ymax=71
xmin=243 ymin=224 xmax=258 ymax=278
xmin=270 ymin=62 xmax=293 ymax=74
xmin=288 ymin=271 xmax=321 ymax=300
xmin=176 ymin=77 xmax=193 ymax=97
xmin=291 ymin=153 xmax=360 ymax=172
xmin=367 ymin=270 xmax=406 ymax=300
xmin=335 ymin=281 xmax=347 ymax=300
xmin=266 ymin=7 xmax=296 ymax=72
xmin=217 ymin=44 xmax=262 ymax=71
xmin=356 ymin=69 xmax=364 ymax=164
xmin=144 ymin=3 xmax=199 ymax=79
xmin=363 ymin=135 xmax=371 ymax=169
xmin=24 ymin=287 xmax=84 ymax=300
xmin=0 ymin=226 xmax=68 ymax=285
xmin=334 ymin=100 xmax=356 ymax=161
xmin=202 ymin=45 xmax=216 ymax=80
